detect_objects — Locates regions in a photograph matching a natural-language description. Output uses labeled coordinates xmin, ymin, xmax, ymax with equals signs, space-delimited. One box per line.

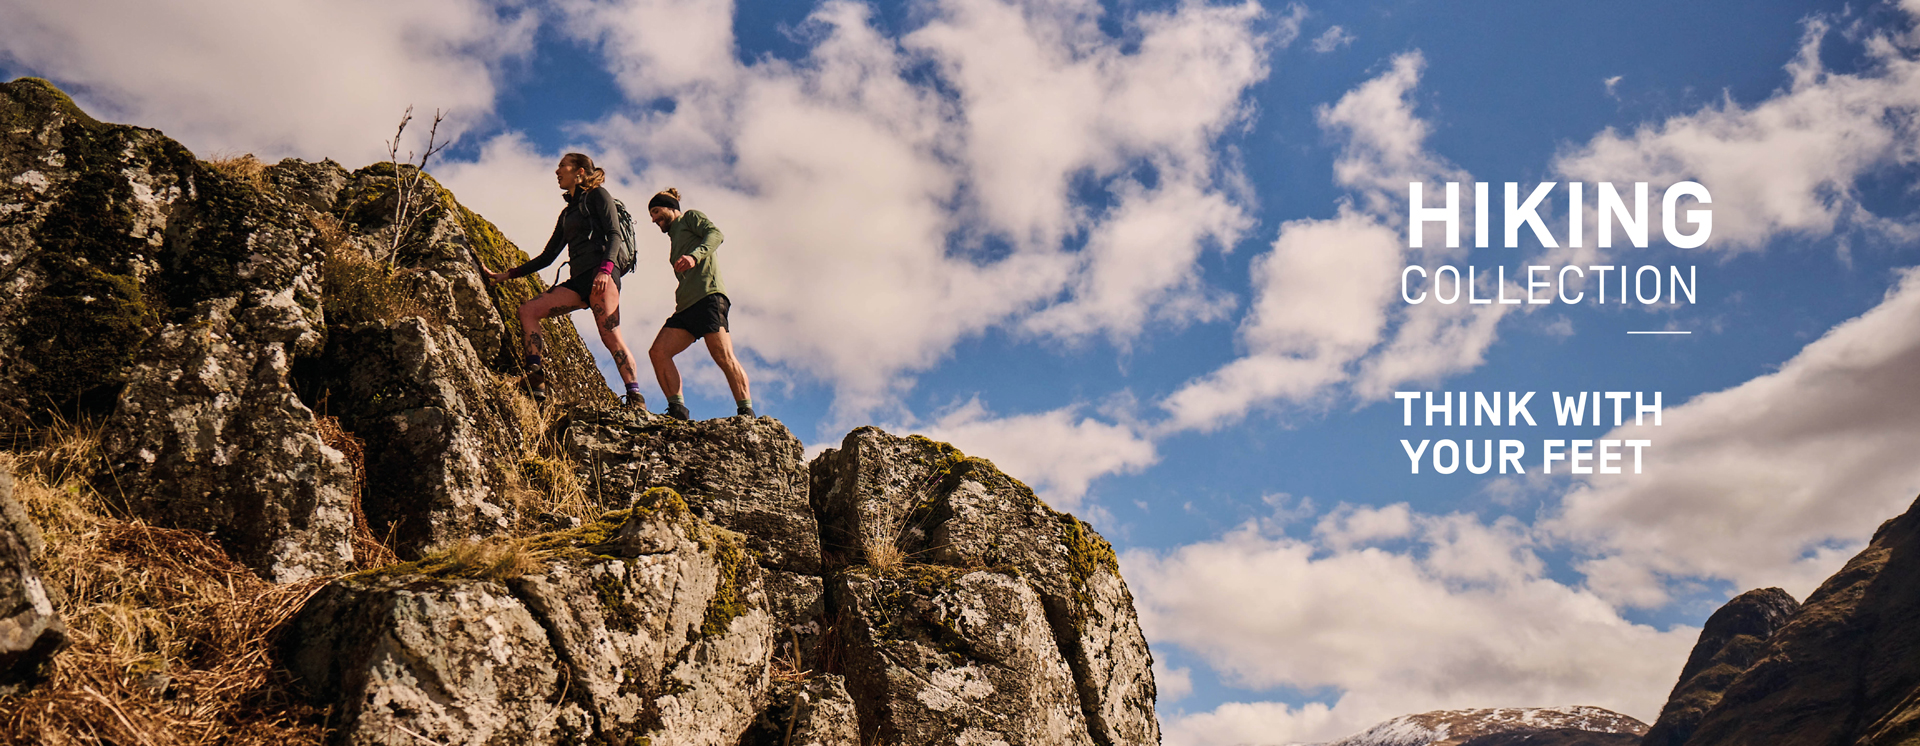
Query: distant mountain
xmin=1325 ymin=706 xmax=1647 ymax=746
xmin=1644 ymin=493 xmax=1920 ymax=746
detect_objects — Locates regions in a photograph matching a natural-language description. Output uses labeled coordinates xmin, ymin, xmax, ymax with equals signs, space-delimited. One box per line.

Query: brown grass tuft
xmin=0 ymin=421 xmax=331 ymax=745
xmin=204 ymin=152 xmax=268 ymax=191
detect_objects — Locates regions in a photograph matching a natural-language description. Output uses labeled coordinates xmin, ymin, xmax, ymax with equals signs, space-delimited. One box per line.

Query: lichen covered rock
xmin=810 ymin=427 xmax=1159 ymax=744
xmin=0 ymin=463 xmax=66 ymax=696
xmin=303 ymin=317 xmax=525 ymax=557
xmin=563 ymin=409 xmax=820 ymax=574
xmin=287 ymin=489 xmax=774 ymax=745
xmin=835 ymin=567 xmax=1096 ymax=746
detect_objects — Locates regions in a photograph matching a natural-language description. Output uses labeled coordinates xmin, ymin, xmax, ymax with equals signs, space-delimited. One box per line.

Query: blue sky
xmin=6 ymin=0 xmax=1920 ymax=742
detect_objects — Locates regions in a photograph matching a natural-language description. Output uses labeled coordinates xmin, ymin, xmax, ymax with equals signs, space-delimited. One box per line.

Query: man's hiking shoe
xmin=623 ymin=392 xmax=646 ymax=408
xmin=666 ymin=401 xmax=691 ymax=421
xmin=736 ymin=404 xmax=756 ymax=417
xmin=526 ymin=366 xmax=549 ymax=402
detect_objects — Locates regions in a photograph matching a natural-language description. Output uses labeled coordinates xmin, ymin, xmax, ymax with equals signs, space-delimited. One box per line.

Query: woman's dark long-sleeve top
xmin=505 ymin=186 xmax=618 ymax=284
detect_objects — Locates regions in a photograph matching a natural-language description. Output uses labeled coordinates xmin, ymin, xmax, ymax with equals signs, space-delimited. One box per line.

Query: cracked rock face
xmin=305 ymin=317 xmax=526 ymax=558
xmin=286 ymin=490 xmax=774 ymax=745
xmin=836 ymin=568 xmax=1096 ymax=746
xmin=811 ymin=427 xmax=1160 ymax=745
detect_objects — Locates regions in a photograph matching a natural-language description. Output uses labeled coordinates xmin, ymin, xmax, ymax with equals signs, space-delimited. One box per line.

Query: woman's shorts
xmin=663 ymin=293 xmax=730 ymax=338
xmin=556 ymin=271 xmax=619 ymax=304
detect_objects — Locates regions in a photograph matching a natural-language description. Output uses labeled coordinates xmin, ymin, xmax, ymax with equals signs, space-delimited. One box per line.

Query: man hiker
xmin=482 ymin=153 xmax=645 ymax=406
xmin=644 ymin=187 xmax=754 ymax=420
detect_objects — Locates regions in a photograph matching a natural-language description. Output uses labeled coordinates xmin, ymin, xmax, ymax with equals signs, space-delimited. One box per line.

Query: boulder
xmin=1639 ymin=587 xmax=1798 ymax=746
xmin=0 ymin=464 xmax=66 ymax=696
xmin=104 ymin=297 xmax=357 ymax=581
xmin=834 ymin=567 xmax=1095 ymax=746
xmin=810 ymin=427 xmax=1159 ymax=744
xmin=286 ymin=488 xmax=774 ymax=745
xmin=305 ymin=317 xmax=525 ymax=557
xmin=740 ymin=675 xmax=862 ymax=746
xmin=562 ymin=409 xmax=821 ymax=574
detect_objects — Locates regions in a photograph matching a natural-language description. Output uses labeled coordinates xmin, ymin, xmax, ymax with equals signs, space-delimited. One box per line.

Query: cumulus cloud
xmin=903 ymin=396 xmax=1157 ymax=508
xmin=1131 ymin=504 xmax=1696 ymax=746
xmin=1548 ymin=266 xmax=1920 ymax=608
xmin=1158 ymin=52 xmax=1517 ymax=432
xmin=0 ymin=0 xmax=535 ymax=161
xmin=511 ymin=0 xmax=1277 ymax=416
xmin=1554 ymin=15 xmax=1920 ymax=251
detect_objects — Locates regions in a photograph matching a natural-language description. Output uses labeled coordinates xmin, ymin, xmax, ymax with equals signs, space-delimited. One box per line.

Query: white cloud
xmin=0 ymin=0 xmax=535 ymax=161
xmin=512 ymin=0 xmax=1277 ymax=416
xmin=1310 ymin=25 xmax=1355 ymax=53
xmin=1554 ymin=15 xmax=1920 ymax=251
xmin=1130 ymin=505 xmax=1697 ymax=745
xmin=1547 ymin=266 xmax=1920 ymax=608
xmin=1158 ymin=52 xmax=1517 ymax=432
xmin=903 ymin=396 xmax=1157 ymax=508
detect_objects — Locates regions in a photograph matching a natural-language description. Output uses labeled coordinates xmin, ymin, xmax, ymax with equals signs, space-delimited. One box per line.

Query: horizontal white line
xmin=1627 ymin=330 xmax=1691 ymax=335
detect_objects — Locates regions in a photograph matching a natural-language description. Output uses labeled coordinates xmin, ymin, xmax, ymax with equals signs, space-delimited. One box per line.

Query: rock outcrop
xmin=1327 ymin=707 xmax=1647 ymax=746
xmin=0 ymin=78 xmax=1161 ymax=743
xmin=0 ymin=77 xmax=608 ymax=579
xmin=1638 ymin=587 xmax=1798 ymax=746
xmin=1658 ymin=494 xmax=1920 ymax=746
xmin=0 ymin=463 xmax=65 ymax=695
xmin=811 ymin=428 xmax=1159 ymax=745
xmin=284 ymin=419 xmax=1160 ymax=745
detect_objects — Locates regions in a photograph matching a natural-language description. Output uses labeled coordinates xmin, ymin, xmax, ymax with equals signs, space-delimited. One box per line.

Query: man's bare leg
xmin=649 ymin=327 xmax=698 ymax=418
xmin=702 ymin=329 xmax=751 ymax=405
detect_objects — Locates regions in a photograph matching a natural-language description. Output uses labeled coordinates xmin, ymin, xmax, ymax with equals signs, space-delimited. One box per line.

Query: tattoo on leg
xmin=616 ymin=352 xmax=637 ymax=381
xmin=603 ymin=308 xmax=621 ymax=331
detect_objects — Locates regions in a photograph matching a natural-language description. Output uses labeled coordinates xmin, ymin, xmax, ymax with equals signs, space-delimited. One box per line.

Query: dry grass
xmin=203 ymin=152 xmax=268 ymax=191
xmin=489 ymin=372 xmax=602 ymax=535
xmin=0 ymin=421 xmax=331 ymax=745
xmin=313 ymin=214 xmax=435 ymax=327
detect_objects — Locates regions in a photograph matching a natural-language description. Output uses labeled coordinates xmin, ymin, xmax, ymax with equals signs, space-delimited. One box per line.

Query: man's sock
xmin=736 ymin=398 xmax=752 ymax=410
xmin=669 ymin=395 xmax=686 ymax=406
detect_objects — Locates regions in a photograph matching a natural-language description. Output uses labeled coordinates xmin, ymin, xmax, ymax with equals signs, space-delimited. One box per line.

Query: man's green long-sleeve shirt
xmin=667 ymin=209 xmax=725 ymax=312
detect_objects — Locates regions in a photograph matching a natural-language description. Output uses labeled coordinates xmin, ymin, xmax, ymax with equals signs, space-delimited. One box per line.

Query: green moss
xmin=592 ymin=565 xmax=645 ymax=634
xmin=700 ymin=529 xmax=748 ymax=637
xmin=14 ymin=124 xmax=163 ymax=415
xmin=2 ymin=77 xmax=103 ymax=130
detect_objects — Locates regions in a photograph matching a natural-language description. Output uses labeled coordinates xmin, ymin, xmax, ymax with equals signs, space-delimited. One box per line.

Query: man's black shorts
xmin=663 ymin=293 xmax=730 ymax=338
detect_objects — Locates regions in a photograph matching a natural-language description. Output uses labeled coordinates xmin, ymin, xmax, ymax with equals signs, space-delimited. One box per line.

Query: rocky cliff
xmin=1637 ymin=587 xmax=1797 ymax=746
xmin=0 ymin=78 xmax=1160 ymax=744
xmin=1642 ymin=494 xmax=1920 ymax=746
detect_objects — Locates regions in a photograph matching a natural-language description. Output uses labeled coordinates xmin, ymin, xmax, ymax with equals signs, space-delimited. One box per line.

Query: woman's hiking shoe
xmin=666 ymin=401 xmax=692 ymax=421
xmin=736 ymin=404 xmax=756 ymax=417
xmin=623 ymin=392 xmax=646 ymax=408
xmin=526 ymin=366 xmax=549 ymax=402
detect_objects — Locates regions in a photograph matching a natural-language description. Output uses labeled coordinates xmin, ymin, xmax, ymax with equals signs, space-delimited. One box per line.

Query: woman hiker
xmin=645 ymin=187 xmax=754 ymax=420
xmin=482 ymin=153 xmax=646 ymax=406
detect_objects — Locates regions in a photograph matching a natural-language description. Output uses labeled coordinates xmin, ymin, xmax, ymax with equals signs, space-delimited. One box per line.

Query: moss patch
xmin=700 ymin=529 xmax=748 ymax=637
